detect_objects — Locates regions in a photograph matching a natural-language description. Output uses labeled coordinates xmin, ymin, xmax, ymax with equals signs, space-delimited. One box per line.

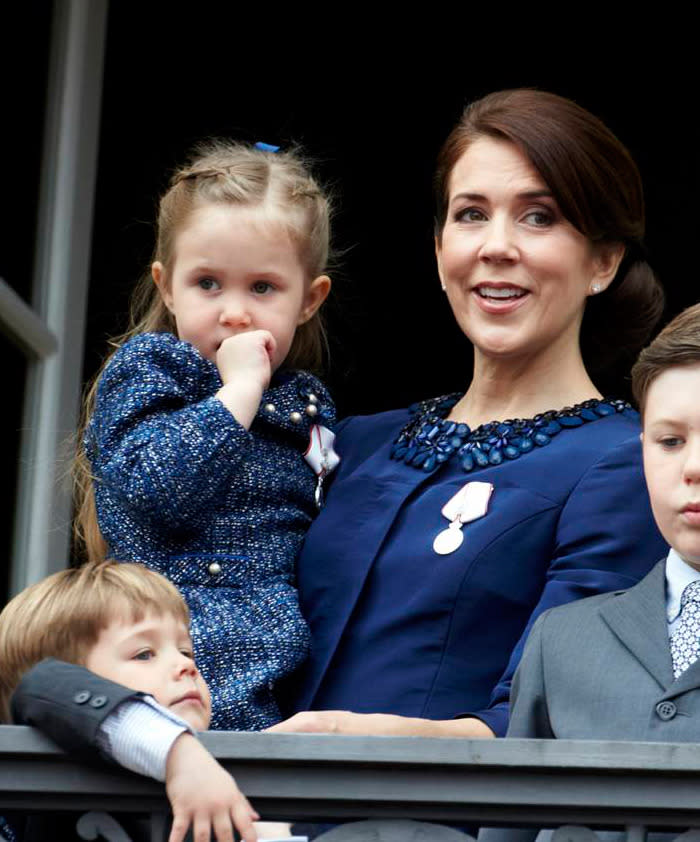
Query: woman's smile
xmin=472 ymin=282 xmax=530 ymax=314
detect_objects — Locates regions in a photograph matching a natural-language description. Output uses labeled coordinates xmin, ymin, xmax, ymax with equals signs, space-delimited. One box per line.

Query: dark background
xmin=82 ymin=14 xmax=697 ymax=416
xmin=3 ymin=5 xmax=698 ymax=598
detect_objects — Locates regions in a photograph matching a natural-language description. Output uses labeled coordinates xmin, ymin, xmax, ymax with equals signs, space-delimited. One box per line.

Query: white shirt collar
xmin=666 ymin=547 xmax=700 ymax=623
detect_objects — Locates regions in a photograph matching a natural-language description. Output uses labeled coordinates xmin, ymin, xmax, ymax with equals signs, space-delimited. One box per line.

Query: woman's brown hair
xmin=434 ymin=89 xmax=664 ymax=378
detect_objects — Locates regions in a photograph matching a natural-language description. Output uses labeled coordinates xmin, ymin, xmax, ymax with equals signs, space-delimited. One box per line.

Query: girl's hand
xmin=215 ymin=331 xmax=277 ymax=429
xmin=216 ymin=330 xmax=276 ymax=392
xmin=166 ymin=733 xmax=259 ymax=842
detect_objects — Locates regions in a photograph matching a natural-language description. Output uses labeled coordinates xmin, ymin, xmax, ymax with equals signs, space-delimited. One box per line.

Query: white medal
xmin=433 ymin=481 xmax=493 ymax=556
xmin=433 ymin=520 xmax=466 ymax=554
xmin=304 ymin=425 xmax=340 ymax=509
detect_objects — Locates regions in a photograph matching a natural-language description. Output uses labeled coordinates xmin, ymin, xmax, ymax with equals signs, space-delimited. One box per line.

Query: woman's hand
xmin=265 ymin=711 xmax=494 ymax=738
xmin=166 ymin=733 xmax=259 ymax=842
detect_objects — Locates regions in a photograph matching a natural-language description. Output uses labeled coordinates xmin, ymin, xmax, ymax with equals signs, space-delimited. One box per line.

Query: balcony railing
xmin=2 ymin=725 xmax=700 ymax=841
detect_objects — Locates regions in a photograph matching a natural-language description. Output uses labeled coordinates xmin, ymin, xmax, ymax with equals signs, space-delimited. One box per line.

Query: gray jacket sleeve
xmin=506 ymin=611 xmax=555 ymax=740
xmin=11 ymin=658 xmax=144 ymax=761
xmin=477 ymin=615 xmax=554 ymax=842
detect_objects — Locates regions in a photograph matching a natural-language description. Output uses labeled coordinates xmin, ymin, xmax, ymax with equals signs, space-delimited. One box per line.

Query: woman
xmin=270 ymin=88 xmax=669 ymax=740
xmin=13 ymin=91 xmax=667 ymax=748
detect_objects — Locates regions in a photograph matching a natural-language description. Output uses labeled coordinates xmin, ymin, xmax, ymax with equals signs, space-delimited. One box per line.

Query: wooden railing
xmin=3 ymin=726 xmax=700 ymax=840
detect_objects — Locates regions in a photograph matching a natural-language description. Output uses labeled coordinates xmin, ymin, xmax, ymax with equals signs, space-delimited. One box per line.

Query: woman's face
xmin=436 ymin=136 xmax=617 ymax=366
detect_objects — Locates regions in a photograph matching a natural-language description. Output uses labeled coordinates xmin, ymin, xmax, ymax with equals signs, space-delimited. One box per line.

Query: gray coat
xmin=480 ymin=559 xmax=696 ymax=842
xmin=507 ymin=558 xmax=700 ymax=743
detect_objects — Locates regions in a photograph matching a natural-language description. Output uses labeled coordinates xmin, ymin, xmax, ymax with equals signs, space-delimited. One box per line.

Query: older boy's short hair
xmin=632 ymin=302 xmax=700 ymax=415
xmin=0 ymin=561 xmax=189 ymax=722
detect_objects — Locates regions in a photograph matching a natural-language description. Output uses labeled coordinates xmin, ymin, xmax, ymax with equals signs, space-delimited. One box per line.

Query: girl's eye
xmin=523 ymin=209 xmax=554 ymax=227
xmin=198 ymin=277 xmax=220 ymax=291
xmin=180 ymin=648 xmax=195 ymax=660
xmin=133 ymin=649 xmax=154 ymax=661
xmin=252 ymin=281 xmax=273 ymax=295
xmin=455 ymin=207 xmax=487 ymax=223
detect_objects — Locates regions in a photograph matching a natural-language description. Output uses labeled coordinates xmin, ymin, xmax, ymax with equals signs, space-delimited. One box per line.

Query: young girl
xmin=74 ymin=140 xmax=334 ymax=732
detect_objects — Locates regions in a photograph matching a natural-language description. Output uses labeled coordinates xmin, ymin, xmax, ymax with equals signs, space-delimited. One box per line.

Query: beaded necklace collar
xmin=390 ymin=395 xmax=632 ymax=473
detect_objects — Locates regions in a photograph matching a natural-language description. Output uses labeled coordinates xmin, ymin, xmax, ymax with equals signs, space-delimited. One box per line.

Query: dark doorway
xmin=86 ymin=14 xmax=697 ymax=419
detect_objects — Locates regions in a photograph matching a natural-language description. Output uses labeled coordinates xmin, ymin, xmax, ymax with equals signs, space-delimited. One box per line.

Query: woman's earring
xmin=590 ymin=283 xmax=602 ymax=294
xmin=441 ymin=282 xmax=447 ymax=292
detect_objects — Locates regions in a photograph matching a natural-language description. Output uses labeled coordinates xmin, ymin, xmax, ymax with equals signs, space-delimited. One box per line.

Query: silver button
xmin=307 ymin=393 xmax=319 ymax=405
xmin=290 ymin=411 xmax=302 ymax=424
xmin=264 ymin=403 xmax=276 ymax=413
xmin=306 ymin=404 xmax=319 ymax=417
xmin=208 ymin=562 xmax=222 ymax=576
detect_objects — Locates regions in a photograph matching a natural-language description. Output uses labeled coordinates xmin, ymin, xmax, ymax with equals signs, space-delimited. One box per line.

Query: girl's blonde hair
xmin=0 ymin=562 xmax=189 ymax=722
xmin=74 ymin=140 xmax=333 ymax=562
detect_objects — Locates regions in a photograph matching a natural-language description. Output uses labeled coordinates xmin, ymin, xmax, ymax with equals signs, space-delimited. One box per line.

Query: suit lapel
xmin=664 ymin=657 xmax=700 ymax=698
xmin=598 ymin=560 xmax=674 ymax=690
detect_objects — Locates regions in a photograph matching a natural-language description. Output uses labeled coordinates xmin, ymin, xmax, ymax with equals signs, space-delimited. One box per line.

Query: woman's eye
xmin=523 ymin=209 xmax=553 ymax=227
xmin=198 ymin=277 xmax=220 ymax=291
xmin=660 ymin=436 xmax=683 ymax=449
xmin=455 ymin=207 xmax=486 ymax=223
xmin=252 ymin=281 xmax=273 ymax=295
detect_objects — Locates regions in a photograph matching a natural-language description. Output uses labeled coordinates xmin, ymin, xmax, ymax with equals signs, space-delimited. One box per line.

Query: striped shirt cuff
xmin=96 ymin=695 xmax=193 ymax=781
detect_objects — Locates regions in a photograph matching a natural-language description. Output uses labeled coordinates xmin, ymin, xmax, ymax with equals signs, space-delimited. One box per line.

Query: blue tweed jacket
xmin=86 ymin=332 xmax=335 ymax=730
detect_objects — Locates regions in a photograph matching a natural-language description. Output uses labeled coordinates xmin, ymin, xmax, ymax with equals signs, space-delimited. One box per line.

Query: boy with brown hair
xmin=503 ymin=301 xmax=700 ymax=742
xmin=0 ymin=562 xmax=258 ymax=842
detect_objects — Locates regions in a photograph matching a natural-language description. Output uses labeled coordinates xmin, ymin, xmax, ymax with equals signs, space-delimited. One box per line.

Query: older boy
xmin=505 ymin=302 xmax=700 ymax=742
xmin=0 ymin=562 xmax=257 ymax=842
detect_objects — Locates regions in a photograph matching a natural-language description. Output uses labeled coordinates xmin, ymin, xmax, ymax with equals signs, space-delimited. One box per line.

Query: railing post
xmin=149 ymin=812 xmax=169 ymax=842
xmin=626 ymin=825 xmax=648 ymax=842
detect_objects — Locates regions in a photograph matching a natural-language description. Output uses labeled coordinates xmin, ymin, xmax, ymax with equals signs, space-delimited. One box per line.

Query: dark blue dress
xmin=289 ymin=396 xmax=668 ymax=736
xmin=87 ymin=332 xmax=335 ymax=730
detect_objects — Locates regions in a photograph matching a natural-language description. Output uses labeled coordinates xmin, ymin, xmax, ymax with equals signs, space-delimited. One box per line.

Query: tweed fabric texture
xmin=0 ymin=815 xmax=18 ymax=842
xmin=670 ymin=580 xmax=700 ymax=678
xmin=86 ymin=332 xmax=335 ymax=730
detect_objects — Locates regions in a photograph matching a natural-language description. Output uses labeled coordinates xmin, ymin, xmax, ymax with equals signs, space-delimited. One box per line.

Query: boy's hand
xmin=166 ymin=733 xmax=259 ymax=842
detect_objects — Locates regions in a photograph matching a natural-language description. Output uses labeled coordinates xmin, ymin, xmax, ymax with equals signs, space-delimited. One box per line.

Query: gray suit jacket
xmin=507 ymin=558 xmax=700 ymax=742
xmin=479 ymin=559 xmax=693 ymax=842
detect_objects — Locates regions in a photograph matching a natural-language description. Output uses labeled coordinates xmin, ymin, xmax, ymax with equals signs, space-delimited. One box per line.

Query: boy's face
xmin=642 ymin=362 xmax=700 ymax=569
xmin=85 ymin=610 xmax=211 ymax=730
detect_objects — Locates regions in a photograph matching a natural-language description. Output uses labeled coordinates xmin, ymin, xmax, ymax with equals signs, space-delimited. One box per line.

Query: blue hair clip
xmin=254 ymin=141 xmax=280 ymax=153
